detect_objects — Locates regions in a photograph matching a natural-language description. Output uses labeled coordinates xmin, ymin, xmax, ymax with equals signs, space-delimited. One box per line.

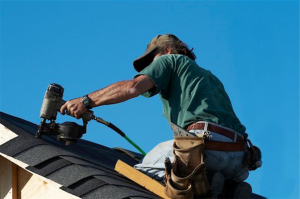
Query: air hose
xmin=93 ymin=116 xmax=146 ymax=155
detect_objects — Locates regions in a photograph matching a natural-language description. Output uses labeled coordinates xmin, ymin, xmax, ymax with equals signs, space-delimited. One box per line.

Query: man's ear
xmin=164 ymin=46 xmax=172 ymax=54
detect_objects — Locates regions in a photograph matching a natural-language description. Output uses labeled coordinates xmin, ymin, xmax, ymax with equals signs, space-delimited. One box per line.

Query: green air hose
xmin=94 ymin=116 xmax=146 ymax=155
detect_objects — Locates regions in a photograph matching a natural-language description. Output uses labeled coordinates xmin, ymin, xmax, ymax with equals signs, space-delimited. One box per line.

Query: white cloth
xmin=134 ymin=140 xmax=174 ymax=181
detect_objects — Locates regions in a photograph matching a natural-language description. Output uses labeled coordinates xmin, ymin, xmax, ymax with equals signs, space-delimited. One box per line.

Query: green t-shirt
xmin=137 ymin=54 xmax=247 ymax=136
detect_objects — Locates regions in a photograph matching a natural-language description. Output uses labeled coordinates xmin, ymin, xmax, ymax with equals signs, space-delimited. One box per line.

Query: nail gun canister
xmin=57 ymin=122 xmax=84 ymax=143
xmin=40 ymin=83 xmax=64 ymax=120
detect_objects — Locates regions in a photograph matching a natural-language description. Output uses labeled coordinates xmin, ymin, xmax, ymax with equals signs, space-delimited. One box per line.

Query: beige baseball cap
xmin=133 ymin=34 xmax=180 ymax=72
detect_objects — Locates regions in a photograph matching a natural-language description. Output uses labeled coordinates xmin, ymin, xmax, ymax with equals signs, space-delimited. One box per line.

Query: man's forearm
xmin=60 ymin=75 xmax=154 ymax=119
xmin=88 ymin=80 xmax=139 ymax=107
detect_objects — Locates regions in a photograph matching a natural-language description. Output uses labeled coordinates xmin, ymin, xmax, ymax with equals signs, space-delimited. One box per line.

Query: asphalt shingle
xmin=0 ymin=112 xmax=157 ymax=199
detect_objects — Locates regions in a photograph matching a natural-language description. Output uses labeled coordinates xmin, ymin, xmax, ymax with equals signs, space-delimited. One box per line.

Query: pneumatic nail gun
xmin=35 ymin=83 xmax=94 ymax=144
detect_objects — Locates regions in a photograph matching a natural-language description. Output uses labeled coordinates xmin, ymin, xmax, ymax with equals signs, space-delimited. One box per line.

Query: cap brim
xmin=133 ymin=47 xmax=157 ymax=72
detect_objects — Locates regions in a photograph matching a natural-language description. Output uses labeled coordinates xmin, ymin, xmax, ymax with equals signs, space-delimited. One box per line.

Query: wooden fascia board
xmin=0 ymin=155 xmax=14 ymax=199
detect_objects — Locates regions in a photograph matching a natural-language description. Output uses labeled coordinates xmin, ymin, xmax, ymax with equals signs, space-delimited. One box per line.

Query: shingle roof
xmin=0 ymin=112 xmax=158 ymax=199
xmin=0 ymin=112 xmax=266 ymax=199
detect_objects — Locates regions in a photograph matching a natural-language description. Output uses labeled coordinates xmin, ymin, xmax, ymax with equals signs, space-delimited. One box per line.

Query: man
xmin=60 ymin=34 xmax=253 ymax=198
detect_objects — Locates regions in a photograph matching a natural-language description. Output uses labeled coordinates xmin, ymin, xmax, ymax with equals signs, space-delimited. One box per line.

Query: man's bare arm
xmin=60 ymin=75 xmax=155 ymax=118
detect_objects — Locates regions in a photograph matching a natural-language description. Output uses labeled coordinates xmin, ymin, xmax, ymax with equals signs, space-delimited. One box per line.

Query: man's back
xmin=138 ymin=54 xmax=246 ymax=136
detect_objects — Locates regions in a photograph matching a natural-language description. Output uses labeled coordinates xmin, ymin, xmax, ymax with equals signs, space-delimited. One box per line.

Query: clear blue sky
xmin=0 ymin=1 xmax=298 ymax=198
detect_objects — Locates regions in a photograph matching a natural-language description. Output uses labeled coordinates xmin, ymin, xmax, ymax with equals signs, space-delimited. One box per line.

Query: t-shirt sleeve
xmin=135 ymin=55 xmax=173 ymax=97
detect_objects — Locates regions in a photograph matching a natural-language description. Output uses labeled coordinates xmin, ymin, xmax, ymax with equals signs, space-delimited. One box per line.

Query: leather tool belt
xmin=187 ymin=122 xmax=246 ymax=152
xmin=204 ymin=140 xmax=246 ymax=151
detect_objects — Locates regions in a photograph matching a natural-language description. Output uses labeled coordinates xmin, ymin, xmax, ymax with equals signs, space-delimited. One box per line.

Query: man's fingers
xmin=59 ymin=98 xmax=84 ymax=119
xmin=60 ymin=103 xmax=68 ymax=115
xmin=71 ymin=107 xmax=79 ymax=118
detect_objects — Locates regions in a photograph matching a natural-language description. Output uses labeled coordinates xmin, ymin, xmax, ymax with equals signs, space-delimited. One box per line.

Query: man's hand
xmin=60 ymin=97 xmax=88 ymax=119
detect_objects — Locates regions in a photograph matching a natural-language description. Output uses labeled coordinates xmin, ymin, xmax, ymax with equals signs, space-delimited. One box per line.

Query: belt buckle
xmin=203 ymin=122 xmax=212 ymax=139
xmin=191 ymin=129 xmax=211 ymax=139
xmin=203 ymin=130 xmax=212 ymax=139
xmin=192 ymin=122 xmax=212 ymax=139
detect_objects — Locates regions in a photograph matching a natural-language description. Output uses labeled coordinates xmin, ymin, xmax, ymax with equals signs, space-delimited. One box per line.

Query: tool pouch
xmin=164 ymin=136 xmax=211 ymax=199
xmin=164 ymin=166 xmax=194 ymax=199
xmin=191 ymin=167 xmax=212 ymax=199
xmin=244 ymin=139 xmax=262 ymax=171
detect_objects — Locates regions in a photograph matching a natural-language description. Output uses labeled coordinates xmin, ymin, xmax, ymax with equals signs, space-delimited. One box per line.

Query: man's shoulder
xmin=156 ymin=54 xmax=196 ymax=67
xmin=159 ymin=54 xmax=191 ymax=60
xmin=151 ymin=54 xmax=201 ymax=74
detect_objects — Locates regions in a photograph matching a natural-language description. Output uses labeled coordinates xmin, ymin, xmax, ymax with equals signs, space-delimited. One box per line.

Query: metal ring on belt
xmin=187 ymin=122 xmax=244 ymax=142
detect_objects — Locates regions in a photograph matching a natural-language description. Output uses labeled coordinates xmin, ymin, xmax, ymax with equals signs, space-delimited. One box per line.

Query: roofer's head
xmin=133 ymin=34 xmax=196 ymax=72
